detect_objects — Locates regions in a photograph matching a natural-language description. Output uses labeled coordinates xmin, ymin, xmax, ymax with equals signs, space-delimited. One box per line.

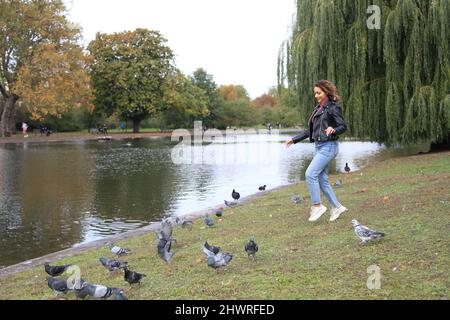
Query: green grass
xmin=0 ymin=151 xmax=449 ymax=300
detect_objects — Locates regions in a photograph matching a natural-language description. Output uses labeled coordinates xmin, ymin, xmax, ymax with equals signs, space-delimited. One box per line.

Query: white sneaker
xmin=308 ymin=204 xmax=327 ymax=222
xmin=329 ymin=205 xmax=348 ymax=221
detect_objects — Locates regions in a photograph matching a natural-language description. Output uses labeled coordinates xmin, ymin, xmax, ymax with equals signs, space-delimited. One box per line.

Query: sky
xmin=63 ymin=0 xmax=296 ymax=99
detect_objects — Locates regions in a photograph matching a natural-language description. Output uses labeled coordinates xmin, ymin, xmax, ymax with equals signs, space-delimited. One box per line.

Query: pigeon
xmin=232 ymin=189 xmax=240 ymax=200
xmin=175 ymin=216 xmax=193 ymax=229
xmin=352 ymin=219 xmax=386 ymax=244
xmin=345 ymin=163 xmax=351 ymax=173
xmin=215 ymin=207 xmax=224 ymax=217
xmin=157 ymin=238 xmax=175 ymax=263
xmin=73 ymin=281 xmax=92 ymax=299
xmin=80 ymin=284 xmax=118 ymax=299
xmin=107 ymin=242 xmax=131 ymax=256
xmin=334 ymin=179 xmax=343 ymax=187
xmin=99 ymin=257 xmax=128 ymax=272
xmin=202 ymin=246 xmax=233 ymax=271
xmin=124 ymin=267 xmax=146 ymax=285
xmin=204 ymin=241 xmax=221 ymax=255
xmin=258 ymin=185 xmax=266 ymax=191
xmin=224 ymin=200 xmax=238 ymax=208
xmin=47 ymin=277 xmax=69 ymax=295
xmin=291 ymin=194 xmax=303 ymax=204
xmin=180 ymin=220 xmax=193 ymax=228
xmin=159 ymin=218 xmax=173 ymax=242
xmin=44 ymin=262 xmax=72 ymax=277
xmin=204 ymin=215 xmax=214 ymax=227
xmin=245 ymin=238 xmax=259 ymax=258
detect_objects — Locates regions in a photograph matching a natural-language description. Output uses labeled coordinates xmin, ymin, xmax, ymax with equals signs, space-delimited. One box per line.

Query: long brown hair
xmin=314 ymin=80 xmax=340 ymax=102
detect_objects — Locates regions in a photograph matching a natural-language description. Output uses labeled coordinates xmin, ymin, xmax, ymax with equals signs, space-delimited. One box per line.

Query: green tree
xmin=88 ymin=29 xmax=174 ymax=133
xmin=0 ymin=0 xmax=90 ymax=137
xmin=280 ymin=0 xmax=449 ymax=146
xmin=161 ymin=69 xmax=209 ymax=128
xmin=189 ymin=68 xmax=221 ymax=127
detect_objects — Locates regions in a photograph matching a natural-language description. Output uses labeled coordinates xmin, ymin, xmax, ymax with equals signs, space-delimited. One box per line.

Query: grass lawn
xmin=0 ymin=151 xmax=448 ymax=300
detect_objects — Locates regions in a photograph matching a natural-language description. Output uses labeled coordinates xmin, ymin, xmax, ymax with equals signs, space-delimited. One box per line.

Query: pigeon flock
xmin=41 ymin=181 xmax=385 ymax=300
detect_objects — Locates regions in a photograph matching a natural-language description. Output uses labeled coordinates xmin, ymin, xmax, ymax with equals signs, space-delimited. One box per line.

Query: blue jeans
xmin=305 ymin=141 xmax=341 ymax=208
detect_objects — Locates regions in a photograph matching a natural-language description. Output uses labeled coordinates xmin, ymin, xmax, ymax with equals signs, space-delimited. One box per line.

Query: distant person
xmin=120 ymin=122 xmax=126 ymax=132
xmin=22 ymin=122 xmax=29 ymax=138
xmin=285 ymin=80 xmax=348 ymax=222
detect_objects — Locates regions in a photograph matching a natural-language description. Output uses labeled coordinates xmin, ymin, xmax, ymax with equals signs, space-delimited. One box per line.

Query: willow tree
xmin=279 ymin=0 xmax=449 ymax=146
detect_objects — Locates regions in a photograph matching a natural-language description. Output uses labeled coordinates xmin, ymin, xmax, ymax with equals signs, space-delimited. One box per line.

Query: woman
xmin=286 ymin=80 xmax=348 ymax=222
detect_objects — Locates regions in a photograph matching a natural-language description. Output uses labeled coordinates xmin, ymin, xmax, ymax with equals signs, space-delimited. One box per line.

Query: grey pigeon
xmin=157 ymin=238 xmax=175 ymax=263
xmin=224 ymin=200 xmax=238 ymax=208
xmin=202 ymin=246 xmax=233 ymax=271
xmin=47 ymin=277 xmax=69 ymax=295
xmin=245 ymin=238 xmax=259 ymax=258
xmin=44 ymin=262 xmax=72 ymax=277
xmin=334 ymin=179 xmax=343 ymax=187
xmin=107 ymin=242 xmax=131 ymax=256
xmin=80 ymin=284 xmax=118 ymax=299
xmin=291 ymin=194 xmax=303 ymax=204
xmin=204 ymin=241 xmax=220 ymax=255
xmin=73 ymin=280 xmax=91 ymax=299
xmin=181 ymin=220 xmax=193 ymax=228
xmin=99 ymin=256 xmax=128 ymax=272
xmin=204 ymin=215 xmax=214 ymax=227
xmin=175 ymin=216 xmax=193 ymax=229
xmin=124 ymin=267 xmax=146 ymax=285
xmin=352 ymin=219 xmax=385 ymax=244
xmin=160 ymin=218 xmax=173 ymax=241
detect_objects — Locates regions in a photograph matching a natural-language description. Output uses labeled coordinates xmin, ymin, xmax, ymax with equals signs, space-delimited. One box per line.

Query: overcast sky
xmin=64 ymin=0 xmax=295 ymax=99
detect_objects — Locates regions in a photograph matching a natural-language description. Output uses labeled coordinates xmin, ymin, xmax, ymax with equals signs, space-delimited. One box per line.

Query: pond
xmin=0 ymin=131 xmax=429 ymax=268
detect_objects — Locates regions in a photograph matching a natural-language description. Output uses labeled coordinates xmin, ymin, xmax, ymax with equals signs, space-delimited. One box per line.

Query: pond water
xmin=0 ymin=131 xmax=428 ymax=267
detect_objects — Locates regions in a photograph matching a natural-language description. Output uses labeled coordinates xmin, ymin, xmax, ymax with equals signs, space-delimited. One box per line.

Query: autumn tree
xmin=0 ymin=0 xmax=91 ymax=136
xmin=88 ymin=29 xmax=174 ymax=133
xmin=13 ymin=42 xmax=93 ymax=122
xmin=216 ymin=84 xmax=256 ymax=128
xmin=251 ymin=93 xmax=277 ymax=108
xmin=280 ymin=0 xmax=449 ymax=146
xmin=218 ymin=84 xmax=250 ymax=102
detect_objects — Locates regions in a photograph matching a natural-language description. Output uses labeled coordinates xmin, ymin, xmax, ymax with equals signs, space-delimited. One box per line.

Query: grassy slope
xmin=0 ymin=151 xmax=449 ymax=300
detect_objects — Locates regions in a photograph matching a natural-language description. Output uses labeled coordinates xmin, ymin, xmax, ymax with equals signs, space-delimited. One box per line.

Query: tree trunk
xmin=0 ymin=95 xmax=18 ymax=137
xmin=132 ymin=118 xmax=141 ymax=133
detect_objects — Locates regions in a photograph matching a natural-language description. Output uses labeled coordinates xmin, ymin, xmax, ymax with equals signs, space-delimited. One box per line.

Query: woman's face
xmin=314 ymin=86 xmax=327 ymax=104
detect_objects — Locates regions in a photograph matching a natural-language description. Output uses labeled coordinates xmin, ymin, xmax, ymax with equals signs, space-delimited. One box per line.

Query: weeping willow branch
xmin=279 ymin=0 xmax=449 ymax=145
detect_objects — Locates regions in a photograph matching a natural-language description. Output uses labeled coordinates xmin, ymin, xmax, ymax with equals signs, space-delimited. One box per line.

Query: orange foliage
xmin=251 ymin=94 xmax=277 ymax=108
xmin=12 ymin=43 xmax=93 ymax=120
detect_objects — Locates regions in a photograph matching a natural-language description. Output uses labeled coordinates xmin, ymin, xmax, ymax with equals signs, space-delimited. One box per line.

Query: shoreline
xmin=0 ymin=183 xmax=292 ymax=278
xmin=0 ymin=128 xmax=302 ymax=145
xmin=0 ymin=131 xmax=174 ymax=144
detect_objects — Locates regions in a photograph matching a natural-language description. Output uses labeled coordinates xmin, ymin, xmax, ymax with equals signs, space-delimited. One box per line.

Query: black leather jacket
xmin=292 ymin=100 xmax=346 ymax=143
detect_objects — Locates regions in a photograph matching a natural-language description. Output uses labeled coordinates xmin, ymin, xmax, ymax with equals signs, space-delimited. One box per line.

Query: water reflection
xmin=0 ymin=134 xmax=428 ymax=267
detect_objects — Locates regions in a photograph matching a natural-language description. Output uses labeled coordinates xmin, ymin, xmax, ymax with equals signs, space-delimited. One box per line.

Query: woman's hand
xmin=285 ymin=138 xmax=294 ymax=148
xmin=324 ymin=127 xmax=335 ymax=136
